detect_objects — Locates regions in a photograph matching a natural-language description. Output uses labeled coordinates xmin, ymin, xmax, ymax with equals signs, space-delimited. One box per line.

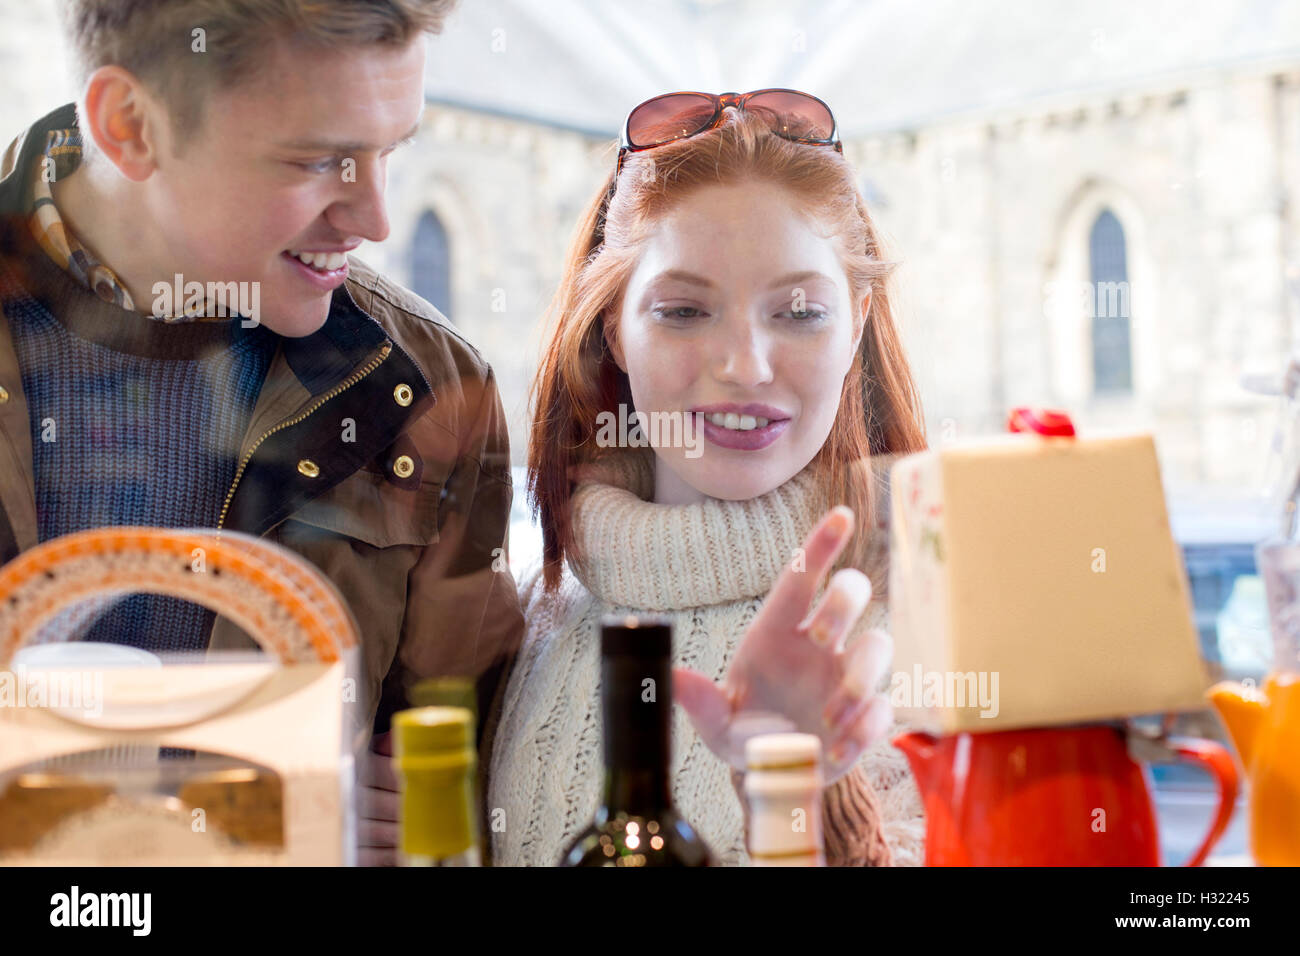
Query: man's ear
xmin=80 ymin=66 xmax=161 ymax=182
xmin=602 ymin=310 xmax=628 ymax=373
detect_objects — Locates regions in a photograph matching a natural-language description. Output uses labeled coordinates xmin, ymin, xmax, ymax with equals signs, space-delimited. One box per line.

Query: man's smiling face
xmin=141 ymin=33 xmax=426 ymax=337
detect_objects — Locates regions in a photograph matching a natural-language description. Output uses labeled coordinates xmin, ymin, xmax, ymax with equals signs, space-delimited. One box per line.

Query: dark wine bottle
xmin=559 ymin=615 xmax=713 ymax=867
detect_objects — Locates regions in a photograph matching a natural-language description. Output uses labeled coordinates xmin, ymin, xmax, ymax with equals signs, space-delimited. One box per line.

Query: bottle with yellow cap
xmin=391 ymin=706 xmax=479 ymax=867
xmin=743 ymin=732 xmax=826 ymax=866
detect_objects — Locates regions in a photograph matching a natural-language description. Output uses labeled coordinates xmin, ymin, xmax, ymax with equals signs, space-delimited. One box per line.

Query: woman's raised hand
xmin=673 ymin=506 xmax=894 ymax=781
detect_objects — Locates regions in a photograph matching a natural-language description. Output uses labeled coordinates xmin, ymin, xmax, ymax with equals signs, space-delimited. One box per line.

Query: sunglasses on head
xmin=615 ymin=88 xmax=842 ymax=175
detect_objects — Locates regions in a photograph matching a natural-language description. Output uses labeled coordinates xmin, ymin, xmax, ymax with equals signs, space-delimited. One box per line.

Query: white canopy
xmin=425 ymin=0 xmax=1300 ymax=137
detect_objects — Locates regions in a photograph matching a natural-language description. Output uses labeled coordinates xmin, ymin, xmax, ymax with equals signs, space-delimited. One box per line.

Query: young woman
xmin=485 ymin=91 xmax=928 ymax=866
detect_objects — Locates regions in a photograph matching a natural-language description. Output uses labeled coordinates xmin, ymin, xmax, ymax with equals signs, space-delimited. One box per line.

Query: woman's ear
xmin=602 ymin=310 xmax=628 ymax=373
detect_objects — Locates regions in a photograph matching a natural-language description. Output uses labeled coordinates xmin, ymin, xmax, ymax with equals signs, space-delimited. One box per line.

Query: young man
xmin=0 ymin=0 xmax=522 ymax=863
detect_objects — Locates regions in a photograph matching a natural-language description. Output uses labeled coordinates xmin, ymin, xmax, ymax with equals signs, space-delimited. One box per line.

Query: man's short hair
xmin=59 ymin=0 xmax=458 ymax=157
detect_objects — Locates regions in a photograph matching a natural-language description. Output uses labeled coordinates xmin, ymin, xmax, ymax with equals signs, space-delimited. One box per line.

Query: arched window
xmin=411 ymin=209 xmax=452 ymax=322
xmin=1089 ymin=208 xmax=1132 ymax=394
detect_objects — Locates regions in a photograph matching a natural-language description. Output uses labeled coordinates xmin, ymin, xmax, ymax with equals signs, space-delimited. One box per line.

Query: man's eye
xmin=297 ymin=147 xmax=398 ymax=175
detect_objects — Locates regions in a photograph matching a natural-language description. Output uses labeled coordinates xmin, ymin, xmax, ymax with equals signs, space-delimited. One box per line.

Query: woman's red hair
xmin=529 ymin=108 xmax=927 ymax=591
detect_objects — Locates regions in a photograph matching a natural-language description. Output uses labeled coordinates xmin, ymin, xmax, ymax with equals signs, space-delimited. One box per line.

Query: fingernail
xmin=827 ymin=506 xmax=853 ymax=536
xmin=841 ymin=670 xmax=869 ymax=700
xmin=823 ymin=702 xmax=847 ymax=731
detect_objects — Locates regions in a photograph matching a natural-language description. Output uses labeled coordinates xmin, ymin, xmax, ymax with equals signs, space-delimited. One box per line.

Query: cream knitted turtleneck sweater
xmin=486 ymin=448 xmax=926 ymax=866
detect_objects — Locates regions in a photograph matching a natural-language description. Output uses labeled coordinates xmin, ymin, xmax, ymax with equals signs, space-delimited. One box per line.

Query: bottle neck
xmin=600 ymin=654 xmax=674 ymax=816
xmin=600 ymin=768 xmax=673 ymax=818
xmin=398 ymin=761 xmax=478 ymax=864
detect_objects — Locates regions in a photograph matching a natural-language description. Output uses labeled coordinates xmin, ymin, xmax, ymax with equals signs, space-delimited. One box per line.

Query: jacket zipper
xmin=216 ymin=341 xmax=394 ymax=532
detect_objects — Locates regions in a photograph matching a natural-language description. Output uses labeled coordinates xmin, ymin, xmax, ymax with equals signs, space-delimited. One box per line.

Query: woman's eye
xmin=652 ymin=306 xmax=705 ymax=320
xmin=778 ymin=308 xmax=828 ymax=322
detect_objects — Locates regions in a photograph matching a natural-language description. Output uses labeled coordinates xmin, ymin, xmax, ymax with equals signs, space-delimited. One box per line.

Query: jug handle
xmin=1167 ymin=736 xmax=1240 ymax=867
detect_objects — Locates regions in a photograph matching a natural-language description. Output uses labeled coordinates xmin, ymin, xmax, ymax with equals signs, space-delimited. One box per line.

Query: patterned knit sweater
xmin=2 ymin=264 xmax=275 ymax=652
xmin=487 ymin=448 xmax=926 ymax=866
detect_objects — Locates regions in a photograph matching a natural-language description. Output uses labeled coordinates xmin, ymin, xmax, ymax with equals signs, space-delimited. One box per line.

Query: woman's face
xmin=608 ymin=181 xmax=867 ymax=504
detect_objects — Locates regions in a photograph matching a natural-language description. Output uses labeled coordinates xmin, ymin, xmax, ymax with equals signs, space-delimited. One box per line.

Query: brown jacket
xmin=0 ymin=103 xmax=526 ymax=754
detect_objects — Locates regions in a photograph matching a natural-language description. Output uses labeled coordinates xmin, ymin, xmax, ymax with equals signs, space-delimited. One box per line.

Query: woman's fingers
xmin=798 ymin=567 xmax=872 ymax=651
xmin=754 ymin=506 xmax=855 ymax=637
xmin=822 ymin=626 xmax=893 ymax=729
xmin=823 ymin=690 xmax=872 ymax=740
xmin=823 ymin=627 xmax=892 ymax=732
xmin=821 ymin=632 xmax=894 ymax=738
xmin=673 ymin=666 xmax=733 ymax=756
xmin=826 ymin=695 xmax=894 ymax=774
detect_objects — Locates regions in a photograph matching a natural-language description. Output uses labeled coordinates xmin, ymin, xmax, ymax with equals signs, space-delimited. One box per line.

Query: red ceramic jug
xmin=893 ymin=723 xmax=1239 ymax=866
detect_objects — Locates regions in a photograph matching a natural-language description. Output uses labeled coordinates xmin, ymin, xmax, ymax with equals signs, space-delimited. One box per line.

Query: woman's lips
xmin=688 ymin=403 xmax=792 ymax=451
xmin=696 ymin=412 xmax=792 ymax=451
xmin=691 ymin=403 xmax=790 ymax=450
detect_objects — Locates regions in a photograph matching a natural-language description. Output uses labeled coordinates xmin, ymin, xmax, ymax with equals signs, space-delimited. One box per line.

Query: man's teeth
xmin=289 ymin=250 xmax=347 ymax=270
xmin=705 ymin=412 xmax=770 ymax=431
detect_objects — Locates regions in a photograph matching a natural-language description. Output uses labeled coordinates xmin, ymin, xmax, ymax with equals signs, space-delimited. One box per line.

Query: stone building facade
xmin=847 ymin=66 xmax=1300 ymax=493
xmin=3 ymin=0 xmax=1298 ymax=505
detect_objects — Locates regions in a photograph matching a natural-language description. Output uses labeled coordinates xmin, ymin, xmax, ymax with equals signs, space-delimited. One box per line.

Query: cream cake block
xmin=887 ymin=431 xmax=1209 ymax=732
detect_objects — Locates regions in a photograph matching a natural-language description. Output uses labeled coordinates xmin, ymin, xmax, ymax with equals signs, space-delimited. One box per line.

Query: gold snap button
xmin=393 ymin=383 xmax=413 ymax=407
xmin=0 ymin=385 xmax=9 ymax=404
xmin=297 ymin=459 xmax=320 ymax=478
xmin=393 ymin=455 xmax=415 ymax=479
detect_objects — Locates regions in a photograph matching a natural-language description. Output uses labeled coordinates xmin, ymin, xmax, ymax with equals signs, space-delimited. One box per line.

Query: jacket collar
xmin=0 ymin=102 xmax=74 ymax=218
